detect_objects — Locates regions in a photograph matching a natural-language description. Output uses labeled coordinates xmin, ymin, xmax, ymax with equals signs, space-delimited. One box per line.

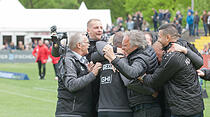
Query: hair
xmin=124 ymin=30 xmax=148 ymax=49
xmin=158 ymin=23 xmax=180 ymax=39
xmin=113 ymin=31 xmax=124 ymax=47
xmin=69 ymin=32 xmax=85 ymax=50
xmin=152 ymin=41 xmax=163 ymax=62
xmin=87 ymin=19 xmax=101 ymax=29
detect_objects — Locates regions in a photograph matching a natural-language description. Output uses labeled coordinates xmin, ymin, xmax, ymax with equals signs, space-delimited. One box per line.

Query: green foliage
xmin=19 ymin=0 xmax=210 ymax=26
xmin=19 ymin=0 xmax=79 ymax=9
xmin=82 ymin=0 xmax=126 ymax=23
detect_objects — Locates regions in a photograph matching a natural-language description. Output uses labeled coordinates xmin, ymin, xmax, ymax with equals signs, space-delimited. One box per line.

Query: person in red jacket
xmin=49 ymin=46 xmax=60 ymax=80
xmin=32 ymin=40 xmax=49 ymax=80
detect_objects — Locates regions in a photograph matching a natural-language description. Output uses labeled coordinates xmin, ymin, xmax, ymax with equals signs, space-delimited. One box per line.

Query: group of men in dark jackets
xmin=52 ymin=19 xmax=205 ymax=117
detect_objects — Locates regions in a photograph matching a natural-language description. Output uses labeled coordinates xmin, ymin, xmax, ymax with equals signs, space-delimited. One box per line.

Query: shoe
xmin=54 ymin=77 xmax=58 ymax=80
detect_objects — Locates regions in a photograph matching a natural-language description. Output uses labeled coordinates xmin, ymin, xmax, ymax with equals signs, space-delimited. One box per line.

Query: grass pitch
xmin=0 ymin=63 xmax=57 ymax=117
xmin=0 ymin=63 xmax=210 ymax=117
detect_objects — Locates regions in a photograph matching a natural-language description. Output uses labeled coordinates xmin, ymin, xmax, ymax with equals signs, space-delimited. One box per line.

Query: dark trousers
xmin=193 ymin=23 xmax=199 ymax=36
xmin=132 ymin=103 xmax=161 ymax=117
xmin=53 ymin=63 xmax=59 ymax=77
xmin=208 ymin=24 xmax=210 ymax=35
xmin=154 ymin=22 xmax=158 ymax=32
xmin=38 ymin=60 xmax=46 ymax=79
xmin=92 ymin=78 xmax=100 ymax=117
xmin=171 ymin=112 xmax=203 ymax=117
xmin=203 ymin=23 xmax=208 ymax=36
xmin=98 ymin=111 xmax=133 ymax=117
xmin=189 ymin=24 xmax=193 ymax=36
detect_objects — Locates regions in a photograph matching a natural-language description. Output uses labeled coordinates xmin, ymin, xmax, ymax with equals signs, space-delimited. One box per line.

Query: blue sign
xmin=0 ymin=71 xmax=30 ymax=80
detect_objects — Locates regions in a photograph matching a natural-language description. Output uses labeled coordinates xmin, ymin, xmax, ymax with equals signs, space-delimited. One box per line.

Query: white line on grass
xmin=33 ymin=87 xmax=57 ymax=93
xmin=0 ymin=89 xmax=55 ymax=103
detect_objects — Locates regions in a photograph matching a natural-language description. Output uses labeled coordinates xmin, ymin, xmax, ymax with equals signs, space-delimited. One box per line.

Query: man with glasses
xmin=55 ymin=33 xmax=102 ymax=117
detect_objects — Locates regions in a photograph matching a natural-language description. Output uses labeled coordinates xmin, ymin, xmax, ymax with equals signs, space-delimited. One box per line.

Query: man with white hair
xmin=103 ymin=30 xmax=161 ymax=117
xmin=55 ymin=32 xmax=102 ymax=117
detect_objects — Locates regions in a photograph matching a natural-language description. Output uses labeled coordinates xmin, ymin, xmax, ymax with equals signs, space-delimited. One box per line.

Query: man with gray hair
xmin=103 ymin=30 xmax=161 ymax=117
xmin=55 ymin=32 xmax=102 ymax=117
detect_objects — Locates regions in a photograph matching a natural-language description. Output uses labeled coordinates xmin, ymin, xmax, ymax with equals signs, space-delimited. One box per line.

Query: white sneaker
xmin=54 ymin=77 xmax=58 ymax=80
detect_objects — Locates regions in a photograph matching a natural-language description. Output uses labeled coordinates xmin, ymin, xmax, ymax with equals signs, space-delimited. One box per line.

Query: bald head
xmin=87 ymin=19 xmax=101 ymax=29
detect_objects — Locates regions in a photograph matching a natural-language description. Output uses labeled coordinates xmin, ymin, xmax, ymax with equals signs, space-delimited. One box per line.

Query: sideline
xmin=0 ymin=89 xmax=55 ymax=103
xmin=33 ymin=87 xmax=57 ymax=93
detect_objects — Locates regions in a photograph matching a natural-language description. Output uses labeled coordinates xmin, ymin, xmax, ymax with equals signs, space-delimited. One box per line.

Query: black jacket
xmin=194 ymin=15 xmax=200 ymax=24
xmin=85 ymin=35 xmax=108 ymax=117
xmin=143 ymin=51 xmax=204 ymax=116
xmin=177 ymin=39 xmax=203 ymax=70
xmin=111 ymin=46 xmax=159 ymax=107
xmin=55 ymin=50 xmax=96 ymax=117
xmin=90 ymin=42 xmax=131 ymax=112
xmin=98 ymin=60 xmax=131 ymax=112
xmin=86 ymin=35 xmax=108 ymax=62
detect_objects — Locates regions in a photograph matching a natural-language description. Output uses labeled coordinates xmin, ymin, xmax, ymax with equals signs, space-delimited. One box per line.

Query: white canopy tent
xmin=0 ymin=0 xmax=112 ymax=48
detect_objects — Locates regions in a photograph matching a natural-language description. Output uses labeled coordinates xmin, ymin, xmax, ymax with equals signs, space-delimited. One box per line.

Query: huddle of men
xmin=53 ymin=19 xmax=205 ymax=117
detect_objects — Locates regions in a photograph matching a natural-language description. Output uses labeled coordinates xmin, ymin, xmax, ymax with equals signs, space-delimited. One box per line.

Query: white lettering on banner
xmin=101 ymin=75 xmax=112 ymax=84
xmin=0 ymin=72 xmax=13 ymax=78
xmin=14 ymin=55 xmax=35 ymax=59
xmin=0 ymin=55 xmax=8 ymax=59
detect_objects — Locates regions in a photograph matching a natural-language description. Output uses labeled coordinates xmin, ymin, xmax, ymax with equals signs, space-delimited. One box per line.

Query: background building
xmin=0 ymin=0 xmax=112 ymax=48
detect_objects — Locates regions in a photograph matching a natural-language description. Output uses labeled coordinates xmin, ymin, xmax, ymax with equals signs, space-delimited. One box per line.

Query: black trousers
xmin=53 ymin=63 xmax=59 ymax=77
xmin=98 ymin=111 xmax=133 ymax=117
xmin=37 ymin=60 xmax=46 ymax=79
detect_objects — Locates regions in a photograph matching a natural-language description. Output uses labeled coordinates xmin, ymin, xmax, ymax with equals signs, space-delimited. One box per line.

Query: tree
xmin=19 ymin=0 xmax=79 ymax=9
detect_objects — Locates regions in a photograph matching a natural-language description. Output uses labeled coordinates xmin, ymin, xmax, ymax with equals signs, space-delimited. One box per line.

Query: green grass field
xmin=0 ymin=63 xmax=210 ymax=117
xmin=0 ymin=63 xmax=57 ymax=117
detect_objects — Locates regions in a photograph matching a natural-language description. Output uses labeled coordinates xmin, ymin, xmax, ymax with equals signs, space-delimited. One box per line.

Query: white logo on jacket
xmin=185 ymin=58 xmax=191 ymax=65
xmin=103 ymin=64 xmax=113 ymax=70
xmin=101 ymin=75 xmax=112 ymax=84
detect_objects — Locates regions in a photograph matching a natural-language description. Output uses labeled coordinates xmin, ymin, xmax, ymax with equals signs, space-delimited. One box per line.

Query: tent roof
xmin=0 ymin=0 xmax=25 ymax=10
xmin=79 ymin=2 xmax=88 ymax=10
xmin=0 ymin=0 xmax=112 ymax=32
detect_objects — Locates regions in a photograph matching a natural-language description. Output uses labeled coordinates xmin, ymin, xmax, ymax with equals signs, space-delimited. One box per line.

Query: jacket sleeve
xmin=111 ymin=57 xmax=147 ymax=80
xmin=186 ymin=49 xmax=203 ymax=69
xmin=143 ymin=52 xmax=184 ymax=89
xmin=32 ymin=47 xmax=37 ymax=57
xmin=63 ymin=58 xmax=96 ymax=92
xmin=201 ymin=69 xmax=210 ymax=81
xmin=44 ymin=47 xmax=49 ymax=60
xmin=116 ymin=57 xmax=156 ymax=95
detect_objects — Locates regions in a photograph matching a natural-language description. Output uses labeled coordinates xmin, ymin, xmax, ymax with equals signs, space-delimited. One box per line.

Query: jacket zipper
xmin=72 ymin=97 xmax=76 ymax=111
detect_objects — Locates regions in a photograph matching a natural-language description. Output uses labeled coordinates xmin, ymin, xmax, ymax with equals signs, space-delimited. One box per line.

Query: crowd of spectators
xmin=201 ymin=43 xmax=210 ymax=55
xmin=1 ymin=40 xmax=52 ymax=51
xmin=106 ymin=7 xmax=210 ymax=37
xmin=1 ymin=7 xmax=209 ymax=51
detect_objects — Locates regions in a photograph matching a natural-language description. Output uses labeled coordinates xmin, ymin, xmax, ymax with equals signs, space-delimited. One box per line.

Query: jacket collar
xmin=127 ymin=47 xmax=145 ymax=59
